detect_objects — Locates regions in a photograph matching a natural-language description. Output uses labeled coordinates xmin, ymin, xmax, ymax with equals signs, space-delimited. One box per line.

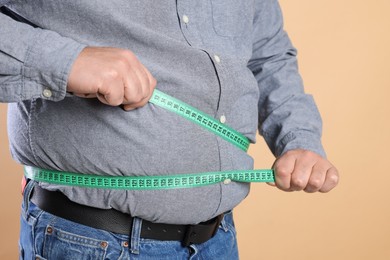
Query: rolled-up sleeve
xmin=0 ymin=10 xmax=86 ymax=102
xmin=248 ymin=0 xmax=326 ymax=157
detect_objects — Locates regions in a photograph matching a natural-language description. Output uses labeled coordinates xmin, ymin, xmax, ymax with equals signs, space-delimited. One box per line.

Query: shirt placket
xmin=176 ymin=0 xmax=234 ymax=171
xmin=175 ymin=1 xmax=236 ymax=219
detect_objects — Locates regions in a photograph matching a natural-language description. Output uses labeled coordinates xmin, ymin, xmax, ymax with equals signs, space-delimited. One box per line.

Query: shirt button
xmin=42 ymin=89 xmax=52 ymax=98
xmin=219 ymin=115 xmax=226 ymax=124
xmin=182 ymin=15 xmax=189 ymax=24
xmin=214 ymin=55 xmax=221 ymax=63
xmin=223 ymin=179 xmax=231 ymax=185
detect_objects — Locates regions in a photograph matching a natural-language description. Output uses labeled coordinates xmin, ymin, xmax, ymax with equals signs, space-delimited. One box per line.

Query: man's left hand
xmin=269 ymin=149 xmax=339 ymax=193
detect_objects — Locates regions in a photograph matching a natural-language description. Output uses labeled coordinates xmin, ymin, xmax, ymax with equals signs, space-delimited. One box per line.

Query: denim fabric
xmin=19 ymin=181 xmax=239 ymax=260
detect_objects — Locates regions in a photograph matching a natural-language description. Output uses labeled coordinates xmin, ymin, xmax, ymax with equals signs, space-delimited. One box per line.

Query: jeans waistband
xmin=29 ymin=182 xmax=223 ymax=246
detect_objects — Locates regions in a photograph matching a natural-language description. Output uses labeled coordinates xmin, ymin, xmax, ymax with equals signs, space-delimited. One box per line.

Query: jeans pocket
xmin=199 ymin=212 xmax=238 ymax=259
xmin=219 ymin=211 xmax=237 ymax=236
xmin=19 ymin=202 xmax=44 ymax=260
xmin=42 ymin=225 xmax=108 ymax=260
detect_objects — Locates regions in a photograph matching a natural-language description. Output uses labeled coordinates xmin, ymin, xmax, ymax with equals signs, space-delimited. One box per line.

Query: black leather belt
xmin=30 ymin=183 xmax=223 ymax=246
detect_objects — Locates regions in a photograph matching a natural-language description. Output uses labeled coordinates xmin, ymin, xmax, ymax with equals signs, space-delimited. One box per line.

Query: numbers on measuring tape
xmin=150 ymin=90 xmax=250 ymax=152
xmin=24 ymin=167 xmax=275 ymax=191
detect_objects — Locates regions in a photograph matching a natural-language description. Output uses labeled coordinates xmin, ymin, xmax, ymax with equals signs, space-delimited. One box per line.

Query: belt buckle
xmin=182 ymin=225 xmax=197 ymax=247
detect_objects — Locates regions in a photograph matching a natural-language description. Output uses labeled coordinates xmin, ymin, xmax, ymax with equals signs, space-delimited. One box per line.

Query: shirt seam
xmin=27 ymin=98 xmax=42 ymax=168
xmin=21 ymin=28 xmax=42 ymax=101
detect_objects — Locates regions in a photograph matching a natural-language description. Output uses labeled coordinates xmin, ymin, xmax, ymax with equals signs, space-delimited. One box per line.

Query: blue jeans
xmin=19 ymin=181 xmax=239 ymax=259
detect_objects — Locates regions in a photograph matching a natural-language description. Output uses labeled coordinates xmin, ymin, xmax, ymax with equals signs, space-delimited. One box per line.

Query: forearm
xmin=0 ymin=11 xmax=86 ymax=102
xmin=249 ymin=0 xmax=325 ymax=157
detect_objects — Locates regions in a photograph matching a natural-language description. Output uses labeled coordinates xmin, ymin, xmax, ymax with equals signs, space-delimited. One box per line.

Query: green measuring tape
xmin=25 ymin=89 xmax=275 ymax=190
xmin=24 ymin=166 xmax=274 ymax=190
xmin=150 ymin=89 xmax=250 ymax=152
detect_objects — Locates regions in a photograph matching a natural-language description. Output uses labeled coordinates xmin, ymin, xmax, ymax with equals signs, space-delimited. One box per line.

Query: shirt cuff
xmin=275 ymin=130 xmax=326 ymax=158
xmin=22 ymin=29 xmax=86 ymax=102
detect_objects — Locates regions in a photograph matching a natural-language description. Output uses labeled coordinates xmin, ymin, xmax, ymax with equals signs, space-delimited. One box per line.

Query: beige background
xmin=1 ymin=0 xmax=389 ymax=259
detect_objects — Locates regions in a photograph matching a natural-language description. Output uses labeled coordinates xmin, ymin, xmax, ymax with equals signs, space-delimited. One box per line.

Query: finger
xmin=96 ymin=93 xmax=110 ymax=106
xmin=122 ymin=96 xmax=149 ymax=111
xmin=97 ymin=79 xmax=124 ymax=106
xmin=303 ymin=162 xmax=327 ymax=193
xmin=97 ymin=92 xmax=123 ymax=106
xmin=122 ymin=69 xmax=144 ymax=105
xmin=273 ymin=154 xmax=296 ymax=191
xmin=290 ymin=156 xmax=315 ymax=191
xmin=142 ymin=68 xmax=157 ymax=103
xmin=124 ymin=60 xmax=150 ymax=101
xmin=319 ymin=167 xmax=339 ymax=193
xmin=266 ymin=182 xmax=276 ymax=187
xmin=122 ymin=104 xmax=136 ymax=111
xmin=73 ymin=93 xmax=97 ymax=98
xmin=122 ymin=69 xmax=157 ymax=111
xmin=97 ymin=87 xmax=124 ymax=107
xmin=137 ymin=64 xmax=153 ymax=99
xmin=143 ymin=65 xmax=157 ymax=93
xmin=129 ymin=64 xmax=156 ymax=104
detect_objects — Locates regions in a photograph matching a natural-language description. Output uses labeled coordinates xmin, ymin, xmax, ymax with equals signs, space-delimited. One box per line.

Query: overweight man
xmin=0 ymin=1 xmax=338 ymax=259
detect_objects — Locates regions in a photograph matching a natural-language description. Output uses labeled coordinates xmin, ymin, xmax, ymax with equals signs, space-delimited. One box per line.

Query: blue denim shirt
xmin=0 ymin=0 xmax=325 ymax=224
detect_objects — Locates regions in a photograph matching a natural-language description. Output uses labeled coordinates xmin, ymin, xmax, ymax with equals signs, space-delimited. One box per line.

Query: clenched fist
xmin=67 ymin=47 xmax=157 ymax=110
xmin=270 ymin=149 xmax=339 ymax=193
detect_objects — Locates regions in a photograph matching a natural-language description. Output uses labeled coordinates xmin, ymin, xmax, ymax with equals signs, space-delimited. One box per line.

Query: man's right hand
xmin=67 ymin=47 xmax=157 ymax=111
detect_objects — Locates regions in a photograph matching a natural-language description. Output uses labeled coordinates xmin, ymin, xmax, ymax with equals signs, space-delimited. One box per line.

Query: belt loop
xmin=130 ymin=217 xmax=142 ymax=255
xmin=22 ymin=180 xmax=35 ymax=216
xmin=220 ymin=214 xmax=229 ymax=232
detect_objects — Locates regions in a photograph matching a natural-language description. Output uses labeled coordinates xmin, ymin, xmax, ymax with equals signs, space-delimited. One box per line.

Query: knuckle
xmin=120 ymin=50 xmax=136 ymax=63
xmin=308 ymin=178 xmax=322 ymax=189
xmin=303 ymin=151 xmax=320 ymax=162
xmin=106 ymin=68 xmax=121 ymax=80
xmin=291 ymin=177 xmax=305 ymax=189
xmin=328 ymin=174 xmax=339 ymax=186
xmin=275 ymin=167 xmax=291 ymax=179
xmin=303 ymin=150 xmax=314 ymax=156
xmin=115 ymin=56 xmax=131 ymax=71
